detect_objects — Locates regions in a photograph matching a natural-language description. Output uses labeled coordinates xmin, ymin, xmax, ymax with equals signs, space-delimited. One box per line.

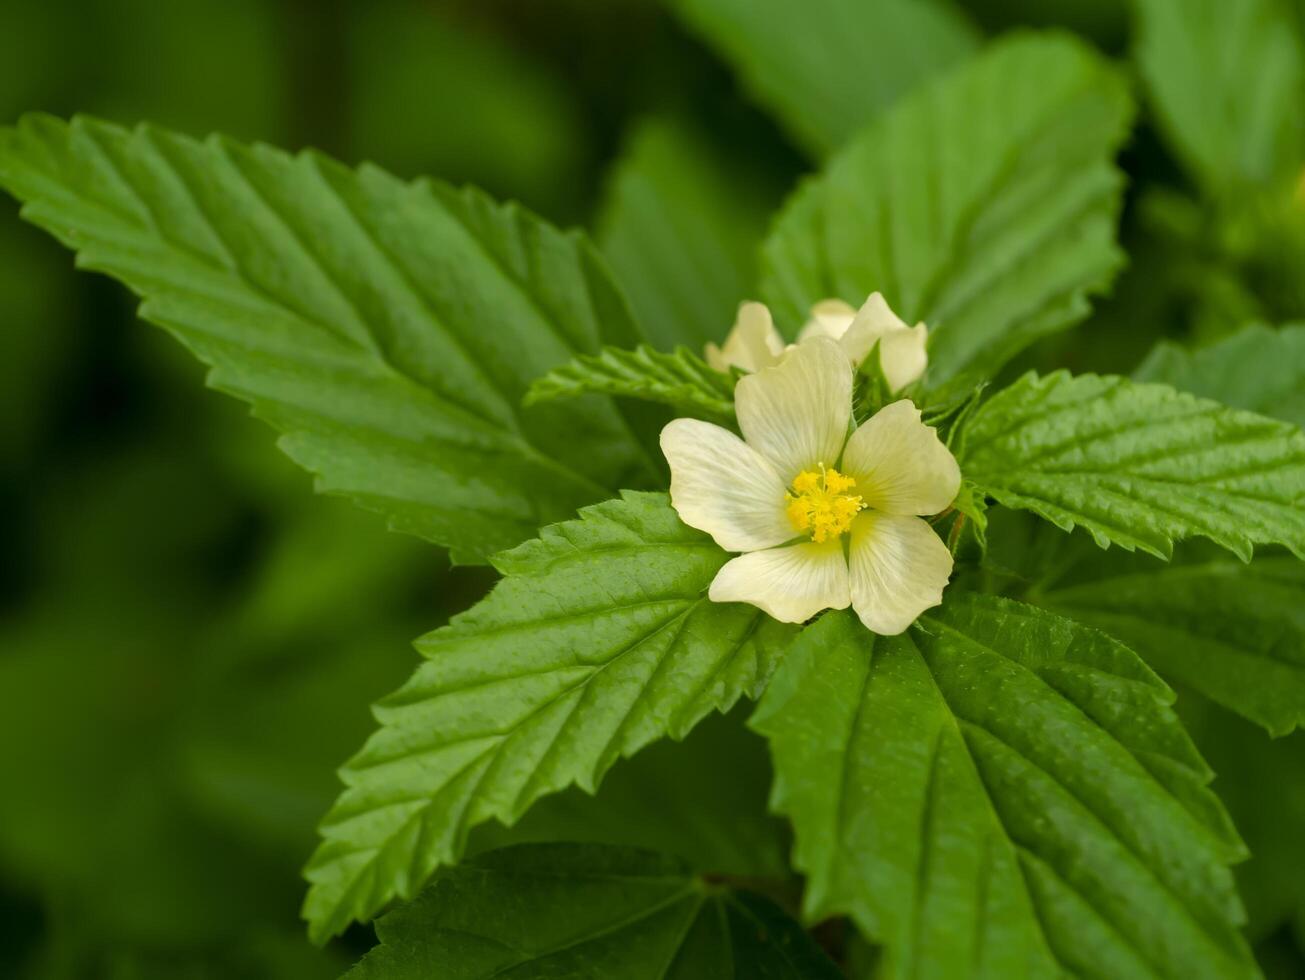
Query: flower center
xmin=785 ymin=465 xmax=866 ymax=543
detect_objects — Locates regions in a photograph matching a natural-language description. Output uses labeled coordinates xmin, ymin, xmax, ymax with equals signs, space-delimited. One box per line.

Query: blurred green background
xmin=1 ymin=1 xmax=1301 ymax=977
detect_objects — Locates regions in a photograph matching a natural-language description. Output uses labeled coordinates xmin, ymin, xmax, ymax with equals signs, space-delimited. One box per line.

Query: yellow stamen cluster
xmin=786 ymin=466 xmax=865 ymax=543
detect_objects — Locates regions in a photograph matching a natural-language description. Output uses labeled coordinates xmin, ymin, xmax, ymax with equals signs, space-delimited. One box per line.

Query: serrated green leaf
xmin=1052 ymin=327 xmax=1305 ymax=736
xmin=0 ymin=114 xmax=656 ymax=562
xmin=596 ymin=118 xmax=778 ymax=350
xmin=1135 ymin=324 xmax=1305 ymax=431
xmin=673 ymin=0 xmax=979 ymax=157
xmin=752 ymin=595 xmax=1255 ymax=980
xmin=304 ymin=491 xmax=795 ymax=942
xmin=1038 ymin=557 xmax=1305 ymax=737
xmin=759 ymin=33 xmax=1133 ymax=397
xmin=525 ymin=344 xmax=737 ymax=425
xmin=345 ymin=844 xmax=840 ymax=980
xmin=1135 ymin=0 xmax=1305 ymax=195
xmin=958 ymin=371 xmax=1305 ymax=561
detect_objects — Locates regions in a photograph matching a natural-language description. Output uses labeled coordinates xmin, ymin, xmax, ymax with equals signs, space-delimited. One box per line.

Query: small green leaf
xmin=1135 ymin=324 xmax=1305 ymax=431
xmin=958 ymin=371 xmax=1305 ymax=560
xmin=673 ymin=0 xmax=979 ymax=156
xmin=525 ymin=344 xmax=737 ymax=425
xmin=752 ymin=594 xmax=1255 ymax=980
xmin=597 ymin=118 xmax=778 ymax=350
xmin=0 ymin=114 xmax=656 ymax=562
xmin=1039 ymin=556 xmax=1305 ymax=737
xmin=344 ymin=844 xmax=841 ymax=980
xmin=304 ymin=491 xmax=795 ymax=942
xmin=760 ymin=33 xmax=1133 ymax=396
xmin=1135 ymin=0 xmax=1305 ymax=195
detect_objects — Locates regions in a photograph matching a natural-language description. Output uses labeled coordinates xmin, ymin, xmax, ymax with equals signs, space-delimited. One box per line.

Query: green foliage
xmin=303 ymin=492 xmax=795 ymax=942
xmin=958 ymin=370 xmax=1305 ymax=560
xmin=752 ymin=595 xmax=1255 ymax=980
xmin=1039 ymin=556 xmax=1305 ymax=737
xmin=673 ymin=0 xmax=979 ymax=156
xmin=0 ymin=114 xmax=656 ymax=563
xmin=344 ymin=844 xmax=840 ymax=980
xmin=6 ymin=4 xmax=1305 ymax=976
xmin=1135 ymin=0 xmax=1305 ymax=195
xmin=526 ymin=344 xmax=737 ymax=424
xmin=469 ymin=708 xmax=791 ymax=879
xmin=597 ymin=119 xmax=778 ymax=349
xmin=1181 ymin=702 xmax=1305 ymax=944
xmin=1046 ymin=327 xmax=1305 ymax=737
xmin=1136 ymin=324 xmax=1305 ymax=430
xmin=760 ymin=33 xmax=1133 ymax=396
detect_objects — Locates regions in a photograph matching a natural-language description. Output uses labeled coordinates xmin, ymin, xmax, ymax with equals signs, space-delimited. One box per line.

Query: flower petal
xmin=848 ymin=512 xmax=953 ymax=635
xmin=704 ymin=301 xmax=786 ymax=373
xmin=661 ymin=418 xmax=793 ymax=551
xmin=734 ymin=336 xmax=852 ymax=481
xmin=876 ymin=323 xmax=929 ymax=392
xmin=709 ymin=540 xmax=850 ymax=623
xmin=841 ymin=400 xmax=960 ymax=516
xmin=797 ymin=298 xmax=856 ymax=343
xmin=838 ymin=293 xmax=928 ymax=389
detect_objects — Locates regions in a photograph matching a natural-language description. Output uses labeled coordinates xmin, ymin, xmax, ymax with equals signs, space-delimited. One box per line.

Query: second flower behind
xmin=661 ymin=337 xmax=960 ymax=635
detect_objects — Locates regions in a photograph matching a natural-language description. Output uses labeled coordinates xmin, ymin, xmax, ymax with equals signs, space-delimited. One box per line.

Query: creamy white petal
xmin=709 ymin=540 xmax=850 ymax=623
xmin=841 ymin=400 xmax=960 ymax=516
xmin=704 ymin=301 xmax=786 ymax=373
xmin=797 ymin=298 xmax=856 ymax=343
xmin=661 ymin=418 xmax=793 ymax=551
xmin=838 ymin=292 xmax=928 ymax=390
xmin=875 ymin=323 xmax=929 ymax=392
xmin=734 ymin=337 xmax=852 ymax=481
xmin=851 ymin=291 xmax=910 ymax=333
xmin=848 ymin=512 xmax=953 ymax=635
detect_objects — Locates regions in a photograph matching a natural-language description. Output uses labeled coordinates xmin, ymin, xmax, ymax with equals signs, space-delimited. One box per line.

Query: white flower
xmin=798 ymin=292 xmax=928 ymax=392
xmin=704 ymin=302 xmax=786 ymax=373
xmin=661 ymin=338 xmax=960 ymax=634
xmin=705 ymin=293 xmax=928 ymax=392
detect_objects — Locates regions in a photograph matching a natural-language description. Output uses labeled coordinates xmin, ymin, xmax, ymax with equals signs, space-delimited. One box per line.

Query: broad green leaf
xmin=0 ymin=114 xmax=656 ymax=563
xmin=1135 ymin=324 xmax=1305 ymax=431
xmin=469 ymin=708 xmax=791 ymax=879
xmin=596 ymin=118 xmax=778 ymax=349
xmin=345 ymin=844 xmax=840 ymax=980
xmin=958 ymin=371 xmax=1305 ymax=560
xmin=1057 ymin=328 xmax=1305 ymax=735
xmin=1011 ymin=328 xmax=1305 ymax=736
xmin=303 ymin=491 xmax=795 ymax=942
xmin=1135 ymin=0 xmax=1305 ymax=195
xmin=526 ymin=344 xmax=736 ymax=425
xmin=673 ymin=0 xmax=978 ymax=157
xmin=752 ymin=595 xmax=1254 ymax=980
xmin=760 ymin=33 xmax=1133 ymax=396
xmin=1038 ymin=557 xmax=1305 ymax=737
